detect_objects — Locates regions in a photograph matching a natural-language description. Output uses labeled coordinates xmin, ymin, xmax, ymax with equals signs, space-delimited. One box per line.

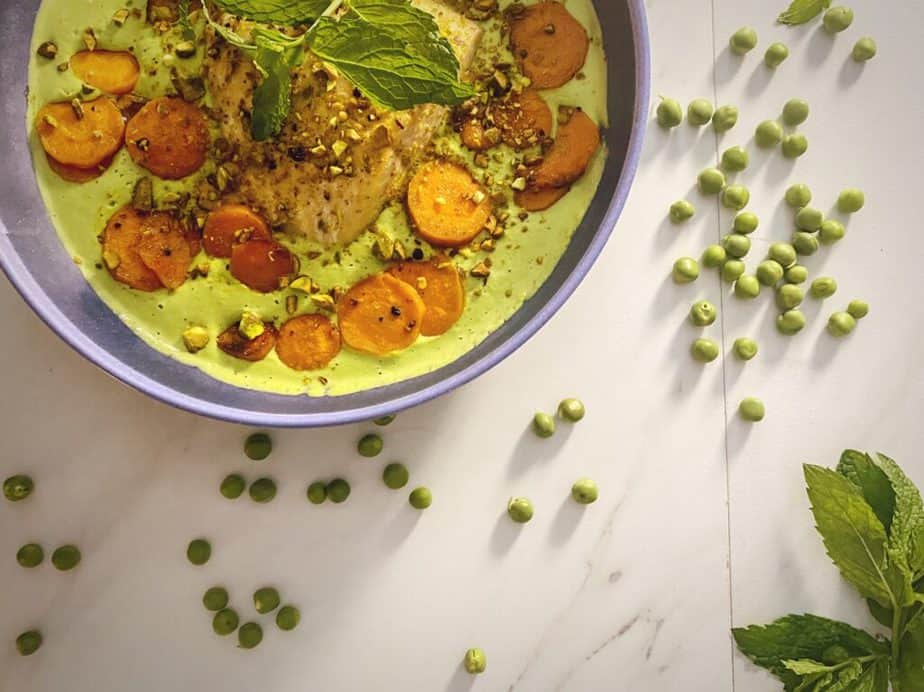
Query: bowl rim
xmin=0 ymin=0 xmax=650 ymax=428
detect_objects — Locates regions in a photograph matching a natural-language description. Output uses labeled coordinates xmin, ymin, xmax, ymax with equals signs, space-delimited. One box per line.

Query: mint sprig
xmin=212 ymin=0 xmax=331 ymax=23
xmin=777 ymin=0 xmax=832 ymax=25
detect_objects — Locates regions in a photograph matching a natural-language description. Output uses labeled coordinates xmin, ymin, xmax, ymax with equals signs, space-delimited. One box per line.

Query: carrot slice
xmin=276 ymin=314 xmax=342 ymax=371
xmin=407 ymin=161 xmax=492 ymax=248
xmin=230 ymin=240 xmax=296 ymax=293
xmin=460 ymin=119 xmax=495 ymax=151
xmin=338 ymin=274 xmax=426 ymax=356
xmin=387 ymin=257 xmax=465 ymax=337
xmin=100 ymin=206 xmax=163 ymax=292
xmin=70 ymin=50 xmax=141 ymax=95
xmin=125 ymin=97 xmax=208 ymax=179
xmin=136 ymin=213 xmax=192 ymax=290
xmin=492 ymin=90 xmax=554 ymax=149
xmin=508 ymin=2 xmax=589 ymax=89
xmin=184 ymin=220 xmax=202 ymax=257
xmin=36 ymin=98 xmax=125 ymax=169
xmin=515 ymin=186 xmax=570 ymax=212
xmin=528 ymin=110 xmax=600 ymax=189
xmin=45 ymin=153 xmax=114 ymax=183
xmin=203 ymin=205 xmax=272 ymax=258
xmin=217 ymin=322 xmax=278 ymax=362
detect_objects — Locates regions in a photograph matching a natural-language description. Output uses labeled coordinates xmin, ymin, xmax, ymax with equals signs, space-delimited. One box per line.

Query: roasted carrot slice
xmin=70 ymin=50 xmax=141 ymax=95
xmin=100 ymin=206 xmax=163 ymax=292
xmin=508 ymin=1 xmax=589 ymax=89
xmin=492 ymin=89 xmax=554 ymax=149
xmin=387 ymin=257 xmax=465 ymax=337
xmin=125 ymin=97 xmax=208 ymax=180
xmin=203 ymin=205 xmax=272 ymax=258
xmin=407 ymin=161 xmax=492 ymax=248
xmin=338 ymin=274 xmax=426 ymax=356
xmin=528 ymin=110 xmax=600 ymax=189
xmin=276 ymin=314 xmax=342 ymax=371
xmin=36 ymin=98 xmax=125 ymax=169
xmin=515 ymin=186 xmax=570 ymax=212
xmin=460 ymin=119 xmax=495 ymax=151
xmin=217 ymin=322 xmax=278 ymax=362
xmin=184 ymin=219 xmax=202 ymax=257
xmin=136 ymin=213 xmax=192 ymax=290
xmin=45 ymin=153 xmax=114 ymax=183
xmin=230 ymin=240 xmax=296 ymax=293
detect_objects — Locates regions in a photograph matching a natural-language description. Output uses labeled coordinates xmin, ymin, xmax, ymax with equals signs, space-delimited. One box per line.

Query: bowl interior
xmin=0 ymin=0 xmax=649 ymax=427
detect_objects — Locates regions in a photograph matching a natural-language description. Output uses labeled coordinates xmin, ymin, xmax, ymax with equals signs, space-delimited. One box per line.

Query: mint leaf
xmin=838 ymin=450 xmax=896 ymax=532
xmin=777 ymin=0 xmax=832 ymax=25
xmin=805 ymin=464 xmax=914 ymax=610
xmin=897 ymin=611 xmax=924 ymax=691
xmin=212 ymin=0 xmax=330 ymax=23
xmin=874 ymin=453 xmax=924 ymax=578
xmin=249 ymin=29 xmax=305 ymax=140
xmin=856 ymin=657 xmax=891 ymax=692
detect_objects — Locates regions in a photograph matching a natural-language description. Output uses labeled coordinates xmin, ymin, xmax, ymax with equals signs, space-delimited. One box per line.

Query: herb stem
xmin=892 ymin=606 xmax=902 ymax=672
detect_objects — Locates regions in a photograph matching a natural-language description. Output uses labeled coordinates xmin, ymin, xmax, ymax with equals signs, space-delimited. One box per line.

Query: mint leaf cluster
xmin=777 ymin=0 xmax=832 ymax=25
xmin=734 ymin=451 xmax=924 ymax=691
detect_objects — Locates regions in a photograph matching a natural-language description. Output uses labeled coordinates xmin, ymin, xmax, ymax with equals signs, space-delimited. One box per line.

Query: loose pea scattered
xmin=757 ymin=260 xmax=784 ymax=287
xmin=672 ymin=257 xmax=700 ymax=284
xmin=687 ymin=99 xmax=714 ymax=126
xmin=187 ymin=539 xmax=211 ymax=566
xmin=823 ymin=6 xmax=854 ymax=33
xmin=837 ymin=188 xmax=865 ymax=213
xmin=781 ymin=133 xmax=808 ymax=159
xmin=785 ymin=184 xmax=812 ymax=208
xmin=734 ymin=276 xmax=761 ymax=300
xmin=721 ymin=146 xmax=749 ymax=172
xmin=702 ymin=245 xmax=727 ymax=268
xmin=533 ymin=412 xmax=556 ymax=438
xmin=784 ymin=265 xmax=809 ymax=284
xmin=357 ymin=433 xmax=384 ymax=458
xmin=721 ymin=260 xmax=746 ymax=283
xmin=810 ymin=277 xmax=838 ymax=299
xmin=3 ymin=475 xmax=34 ymax=502
xmin=253 ymin=587 xmax=280 ymax=614
xmin=238 ymin=622 xmax=263 ymax=650
xmin=691 ymin=338 xmax=720 ymax=363
xmin=558 ymin=398 xmax=586 ymax=422
xmin=249 ymin=477 xmax=277 ymax=503
xmin=213 ymin=609 xmax=239 ymax=636
xmin=571 ymin=479 xmax=599 ymax=505
xmin=819 ymin=219 xmax=846 ymax=245
xmin=713 ymin=105 xmax=739 ymax=133
xmin=697 ymin=168 xmax=726 ymax=195
xmin=777 ymin=309 xmax=807 ymax=335
xmin=730 ymin=27 xmax=758 ymax=55
xmin=764 ymin=42 xmax=789 ymax=68
xmin=733 ymin=338 xmax=759 ymax=361
xmin=17 ymin=543 xmax=44 ymax=568
xmin=220 ymin=474 xmax=246 ymax=500
xmin=51 ymin=545 xmax=81 ymax=571
xmin=776 ymin=284 xmax=804 ymax=311
xmin=16 ymin=631 xmax=42 ymax=657
xmin=722 ymin=185 xmax=750 ymax=211
xmin=276 ymin=605 xmax=301 ymax=632
xmin=769 ymin=242 xmax=797 ymax=268
xmin=409 ymin=487 xmax=433 ymax=510
xmin=326 ymin=478 xmax=351 ymax=503
xmin=507 ymin=497 xmax=534 ymax=523
xmin=307 ymin=481 xmax=328 ymax=504
xmin=792 ymin=231 xmax=819 ymax=257
xmin=739 ymin=397 xmax=766 ymax=423
xmin=203 ymin=587 xmax=229 ymax=612
xmin=852 ymin=37 xmax=877 ymax=62
xmin=733 ymin=212 xmax=759 ymax=235
xmin=689 ymin=300 xmax=718 ymax=327
xmin=828 ymin=311 xmax=857 ymax=337
xmin=669 ymin=200 xmax=695 ymax=223
xmin=244 ymin=433 xmax=272 ymax=461
xmin=755 ymin=120 xmax=783 ymax=148
xmin=464 ymin=648 xmax=488 ymax=675
xmin=847 ymin=300 xmax=869 ymax=320
xmin=782 ymin=99 xmax=810 ymax=127
xmin=723 ymin=233 xmax=751 ymax=259
xmin=382 ymin=463 xmax=410 ymax=490
xmin=795 ymin=207 xmax=824 ymax=232
xmin=374 ymin=414 xmax=396 ymax=426
xmin=656 ymin=97 xmax=683 ymax=129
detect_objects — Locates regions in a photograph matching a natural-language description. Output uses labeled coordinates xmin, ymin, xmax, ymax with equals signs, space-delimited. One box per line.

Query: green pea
xmin=16 ymin=630 xmax=42 ymax=656
xmin=51 ymin=545 xmax=81 ymax=571
xmin=795 ymin=207 xmax=824 ymax=231
xmin=533 ymin=412 xmax=556 ymax=438
xmin=768 ymin=242 xmax=797 ymax=268
xmin=186 ymin=539 xmax=211 ymax=566
xmin=702 ymin=245 xmax=727 ymax=268
xmin=326 ymin=478 xmax=351 ymax=503
xmin=697 ymin=168 xmax=726 ymax=195
xmin=785 ymin=265 xmax=809 ymax=284
xmin=249 ymin=478 xmax=277 ymax=503
xmin=409 ymin=487 xmax=433 ymax=510
xmin=852 ymin=37 xmax=877 ymax=62
xmin=755 ymin=120 xmax=783 ymax=148
xmin=558 ymin=398 xmax=586 ymax=422
xmin=276 ymin=605 xmax=301 ymax=631
xmin=756 ymin=260 xmax=784 ymax=287
xmin=777 ymin=309 xmax=807 ymax=335
xmin=730 ymin=27 xmax=758 ymax=55
xmin=847 ymin=300 xmax=869 ymax=320
xmin=238 ymin=622 xmax=263 ymax=650
xmin=689 ymin=300 xmax=718 ymax=327
xmin=828 ymin=311 xmax=857 ymax=337
xmin=837 ymin=188 xmax=865 ymax=213
xmin=720 ymin=259 xmax=746 ymax=283
xmin=721 ymin=146 xmax=749 ymax=172
xmin=244 ymin=433 xmax=272 ymax=461
xmin=733 ymin=338 xmax=759 ymax=361
xmin=810 ymin=277 xmax=838 ymax=299
xmin=713 ymin=105 xmax=739 ymax=133
xmin=672 ymin=257 xmax=700 ymax=284
xmin=656 ymin=97 xmax=683 ymax=129
xmin=17 ymin=543 xmax=44 ymax=568
xmin=781 ymin=133 xmax=808 ymax=159
xmin=307 ymin=481 xmax=328 ymax=504
xmin=723 ymin=233 xmax=751 ymax=259
xmin=220 ymin=474 xmax=246 ymax=500
xmin=358 ymin=433 xmax=384 ymax=458
xmin=823 ymin=6 xmax=854 ymax=33
xmin=464 ymin=647 xmax=487 ymax=675
xmin=776 ymin=284 xmax=804 ymax=310
xmin=734 ymin=275 xmax=761 ymax=300
xmin=213 ymin=609 xmax=239 ymax=636
xmin=571 ymin=479 xmax=599 ymax=505
xmin=3 ymin=474 xmax=34 ymax=502
xmin=374 ymin=414 xmax=396 ymax=426
xmin=784 ymin=183 xmax=812 ymax=208
xmin=253 ymin=587 xmax=280 ymax=614
xmin=203 ymin=587 xmax=229 ymax=612
xmin=738 ymin=397 xmax=766 ymax=423
xmin=782 ymin=99 xmax=810 ymax=126
xmin=691 ymin=338 xmax=720 ymax=363
xmin=764 ymin=42 xmax=789 ymax=68
xmin=792 ymin=231 xmax=819 ymax=257
xmin=382 ymin=463 xmax=410 ymax=490
xmin=687 ymin=99 xmax=714 ymax=126
xmin=819 ymin=219 xmax=846 ymax=245
xmin=721 ymin=185 xmax=750 ymax=211
xmin=507 ymin=497 xmax=534 ymax=524
xmin=733 ymin=212 xmax=759 ymax=235
xmin=669 ymin=200 xmax=695 ymax=223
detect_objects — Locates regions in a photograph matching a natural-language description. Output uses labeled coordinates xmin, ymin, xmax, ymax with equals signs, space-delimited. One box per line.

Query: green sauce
xmin=27 ymin=0 xmax=607 ymax=397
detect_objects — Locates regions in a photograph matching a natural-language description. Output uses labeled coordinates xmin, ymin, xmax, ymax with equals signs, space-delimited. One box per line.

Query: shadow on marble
xmin=506 ymin=424 xmax=573 ymax=479
xmin=443 ymin=664 xmax=476 ymax=692
xmin=744 ymin=61 xmax=774 ymax=99
xmin=810 ymin=326 xmax=848 ymax=369
xmin=838 ymin=56 xmax=866 ymax=88
xmin=489 ymin=509 xmax=524 ymax=556
xmin=547 ymin=494 xmax=587 ymax=547
xmin=805 ymin=25 xmax=837 ymax=68
xmin=713 ymin=45 xmax=746 ymax=85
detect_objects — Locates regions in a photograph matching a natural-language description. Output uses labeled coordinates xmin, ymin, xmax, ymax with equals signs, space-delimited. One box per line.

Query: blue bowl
xmin=0 ymin=0 xmax=650 ymax=428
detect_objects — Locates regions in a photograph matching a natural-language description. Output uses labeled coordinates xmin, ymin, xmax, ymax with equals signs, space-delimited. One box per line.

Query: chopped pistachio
xmin=102 ymin=249 xmax=121 ymax=270
xmin=238 ymin=312 xmax=265 ymax=340
xmin=57 ymin=61 xmax=69 ymax=73
xmin=289 ymin=277 xmax=314 ymax=293
xmin=480 ymin=238 xmax=496 ymax=252
xmin=310 ymin=294 xmax=336 ymax=311
xmin=345 ymin=128 xmax=362 ymax=142
xmin=112 ymin=8 xmax=130 ymax=26
xmin=511 ymin=177 xmax=528 ymax=191
xmin=82 ymin=28 xmax=97 ymax=51
xmin=393 ymin=240 xmax=407 ymax=260
xmin=331 ymin=140 xmax=348 ymax=159
xmin=182 ymin=326 xmax=210 ymax=353
xmin=471 ymin=190 xmax=487 ymax=204
xmin=37 ymin=41 xmax=58 ymax=60
xmin=131 ymin=177 xmax=154 ymax=212
xmin=43 ymin=114 xmax=60 ymax=128
xmin=329 ymin=165 xmax=344 ymax=177
xmin=216 ymin=165 xmax=234 ymax=192
xmin=373 ymin=233 xmax=395 ymax=260
xmin=416 ymin=276 xmax=428 ymax=290
xmin=470 ymin=261 xmax=491 ymax=278
xmin=286 ymin=295 xmax=298 ymax=315
xmin=175 ymin=41 xmax=196 ymax=58
xmin=310 ymin=143 xmax=327 ymax=156
xmin=70 ymin=99 xmax=85 ymax=120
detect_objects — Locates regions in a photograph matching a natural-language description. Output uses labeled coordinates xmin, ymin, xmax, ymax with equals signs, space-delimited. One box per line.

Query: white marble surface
xmin=2 ymin=1 xmax=923 ymax=690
